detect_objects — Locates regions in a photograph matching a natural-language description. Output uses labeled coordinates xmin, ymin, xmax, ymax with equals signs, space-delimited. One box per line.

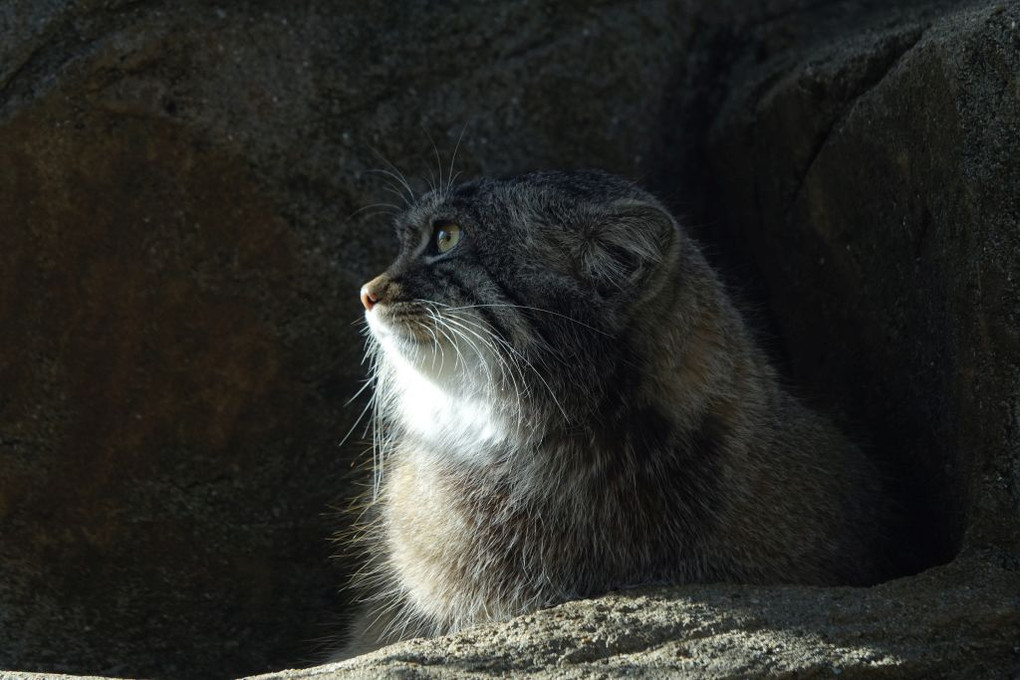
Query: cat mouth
xmin=367 ymin=302 xmax=439 ymax=346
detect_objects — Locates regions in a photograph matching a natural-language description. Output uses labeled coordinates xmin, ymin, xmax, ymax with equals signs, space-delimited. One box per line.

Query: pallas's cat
xmin=340 ymin=169 xmax=888 ymax=657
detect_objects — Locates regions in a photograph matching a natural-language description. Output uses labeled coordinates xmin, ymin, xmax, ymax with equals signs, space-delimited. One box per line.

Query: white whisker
xmin=346 ymin=202 xmax=401 ymax=221
xmin=421 ymin=125 xmax=444 ymax=197
xmin=446 ymin=312 xmax=570 ymax=425
xmin=447 ymin=124 xmax=467 ymax=194
xmin=366 ymin=150 xmax=417 ymax=207
xmin=446 ymin=302 xmax=611 ymax=337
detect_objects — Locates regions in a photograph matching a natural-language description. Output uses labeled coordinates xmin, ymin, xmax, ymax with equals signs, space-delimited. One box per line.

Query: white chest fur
xmin=368 ymin=305 xmax=535 ymax=465
xmin=391 ymin=351 xmax=511 ymax=460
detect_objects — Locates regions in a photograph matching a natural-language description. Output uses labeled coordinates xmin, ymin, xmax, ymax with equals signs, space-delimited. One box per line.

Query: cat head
xmin=361 ymin=170 xmax=680 ymax=455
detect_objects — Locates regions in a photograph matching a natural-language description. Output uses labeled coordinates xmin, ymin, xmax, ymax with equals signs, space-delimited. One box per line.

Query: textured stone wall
xmin=0 ymin=0 xmax=1017 ymax=678
xmin=703 ymin=0 xmax=1020 ymax=567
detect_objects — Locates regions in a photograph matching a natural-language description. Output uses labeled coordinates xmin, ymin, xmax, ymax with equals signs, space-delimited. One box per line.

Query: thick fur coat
xmin=338 ymin=170 xmax=889 ymax=658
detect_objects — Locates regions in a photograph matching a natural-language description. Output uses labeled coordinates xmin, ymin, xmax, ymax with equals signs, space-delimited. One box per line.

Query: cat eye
xmin=433 ymin=222 xmax=462 ymax=254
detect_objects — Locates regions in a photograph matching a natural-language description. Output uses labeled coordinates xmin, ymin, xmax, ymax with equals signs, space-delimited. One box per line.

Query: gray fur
xmin=337 ymin=170 xmax=890 ymax=659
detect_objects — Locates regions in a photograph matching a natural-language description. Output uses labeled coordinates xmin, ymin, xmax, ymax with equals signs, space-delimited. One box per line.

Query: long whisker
xmin=442 ymin=302 xmax=611 ymax=337
xmin=368 ymin=178 xmax=414 ymax=209
xmin=421 ymin=125 xmax=444 ymax=196
xmin=443 ymin=314 xmax=527 ymax=401
xmin=366 ymin=149 xmax=416 ymax=207
xmin=352 ymin=209 xmax=402 ymax=225
xmin=421 ymin=317 xmax=443 ymax=371
xmin=447 ymin=123 xmax=468 ymax=194
xmin=438 ymin=314 xmax=497 ymax=386
xmin=424 ymin=306 xmax=458 ymax=374
xmin=338 ymin=390 xmax=375 ymax=450
xmin=435 ymin=317 xmax=468 ymax=372
xmin=346 ymin=202 xmax=401 ymax=221
xmin=344 ymin=377 xmax=375 ymax=407
xmin=441 ymin=315 xmax=530 ymax=432
xmin=340 ymin=336 xmax=383 ymax=454
xmin=446 ymin=312 xmax=570 ymax=425
xmin=428 ymin=297 xmax=570 ymax=375
xmin=418 ymin=299 xmax=468 ymax=372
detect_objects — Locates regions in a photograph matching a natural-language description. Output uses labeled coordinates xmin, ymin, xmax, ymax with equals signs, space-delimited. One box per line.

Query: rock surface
xmin=703 ymin=0 xmax=1020 ymax=567
xmin=252 ymin=555 xmax=1020 ymax=680
xmin=0 ymin=0 xmax=1017 ymax=679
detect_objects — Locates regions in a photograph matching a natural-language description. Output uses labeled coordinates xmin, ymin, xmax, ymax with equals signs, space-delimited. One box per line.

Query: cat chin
xmin=371 ymin=321 xmax=468 ymax=388
xmin=365 ymin=307 xmax=428 ymax=346
xmin=383 ymin=350 xmax=521 ymax=463
xmin=372 ymin=340 xmax=536 ymax=464
xmin=367 ymin=306 xmax=492 ymax=387
xmin=368 ymin=308 xmax=540 ymax=461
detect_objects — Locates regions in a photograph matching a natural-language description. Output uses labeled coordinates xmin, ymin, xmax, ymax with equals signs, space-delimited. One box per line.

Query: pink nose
xmin=360 ymin=285 xmax=378 ymax=311
xmin=360 ymin=275 xmax=390 ymax=311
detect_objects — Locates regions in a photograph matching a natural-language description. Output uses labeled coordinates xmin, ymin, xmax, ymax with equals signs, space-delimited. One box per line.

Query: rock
xmin=703 ymin=0 xmax=1020 ymax=563
xmin=251 ymin=555 xmax=1020 ymax=679
xmin=0 ymin=0 xmax=1017 ymax=678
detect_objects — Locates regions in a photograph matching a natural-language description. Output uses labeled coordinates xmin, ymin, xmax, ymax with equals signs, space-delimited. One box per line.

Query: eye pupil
xmin=433 ymin=222 xmax=461 ymax=254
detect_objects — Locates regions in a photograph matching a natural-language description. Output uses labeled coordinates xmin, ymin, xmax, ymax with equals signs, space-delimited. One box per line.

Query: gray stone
xmin=704 ymin=0 xmax=1020 ymax=566
xmin=251 ymin=555 xmax=1020 ymax=679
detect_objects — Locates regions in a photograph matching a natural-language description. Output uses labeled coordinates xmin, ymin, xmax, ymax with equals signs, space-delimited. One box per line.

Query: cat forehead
xmin=391 ymin=171 xmax=651 ymax=248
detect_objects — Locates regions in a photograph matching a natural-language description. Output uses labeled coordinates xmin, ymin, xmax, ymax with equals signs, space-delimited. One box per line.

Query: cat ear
xmin=586 ymin=198 xmax=679 ymax=299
